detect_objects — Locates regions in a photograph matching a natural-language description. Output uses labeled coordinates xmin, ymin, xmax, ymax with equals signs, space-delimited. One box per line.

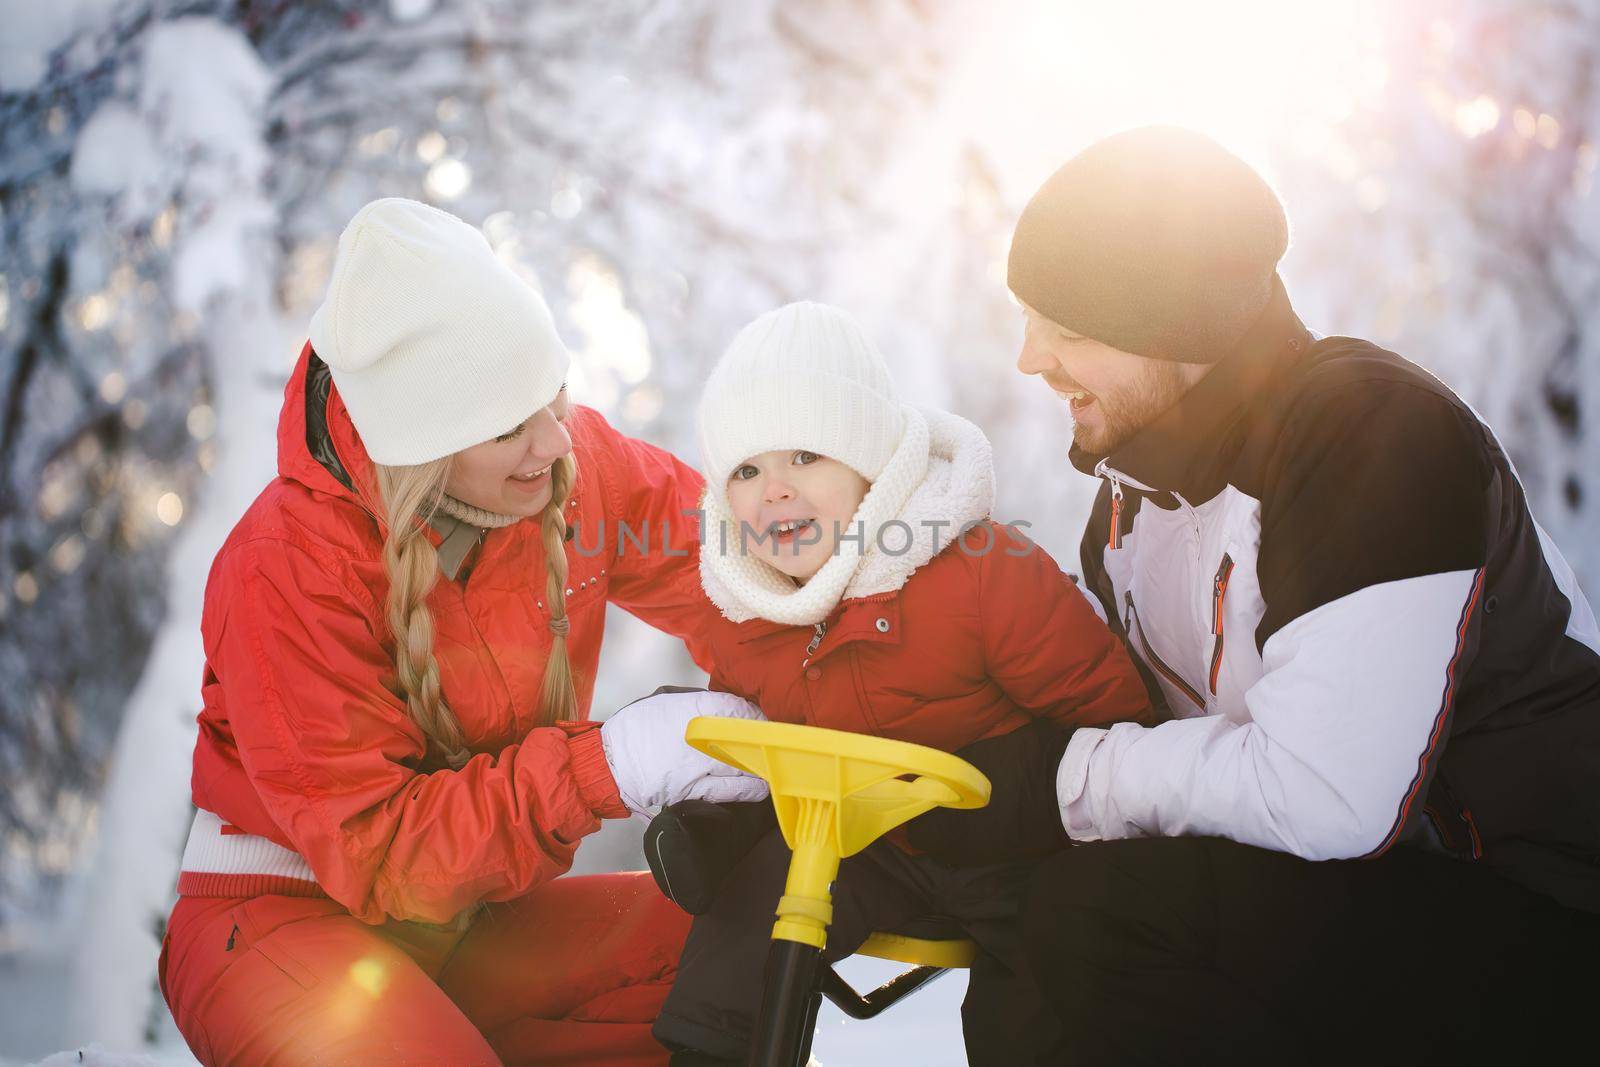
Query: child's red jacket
xmin=698 ymin=409 xmax=1153 ymax=749
xmin=703 ymin=521 xmax=1152 ymax=752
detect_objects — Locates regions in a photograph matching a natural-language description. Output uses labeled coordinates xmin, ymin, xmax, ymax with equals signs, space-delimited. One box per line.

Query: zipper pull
xmin=1211 ymin=554 xmax=1234 ymax=634
xmin=803 ymin=620 xmax=827 ymax=665
xmin=225 ymin=923 xmax=239 ymax=951
xmin=1107 ymin=474 xmax=1124 ymax=550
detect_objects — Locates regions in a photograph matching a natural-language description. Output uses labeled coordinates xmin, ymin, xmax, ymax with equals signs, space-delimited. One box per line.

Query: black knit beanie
xmin=1007 ymin=126 xmax=1289 ymax=364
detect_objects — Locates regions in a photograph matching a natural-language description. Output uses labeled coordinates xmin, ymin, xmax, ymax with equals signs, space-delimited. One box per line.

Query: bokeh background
xmin=2 ymin=0 xmax=1597 ymax=1062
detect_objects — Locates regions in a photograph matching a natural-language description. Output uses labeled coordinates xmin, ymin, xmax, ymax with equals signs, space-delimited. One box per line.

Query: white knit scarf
xmin=700 ymin=406 xmax=995 ymax=625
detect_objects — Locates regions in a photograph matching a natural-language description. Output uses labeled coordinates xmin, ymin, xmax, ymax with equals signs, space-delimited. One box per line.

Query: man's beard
xmin=1072 ymin=360 xmax=1195 ymax=455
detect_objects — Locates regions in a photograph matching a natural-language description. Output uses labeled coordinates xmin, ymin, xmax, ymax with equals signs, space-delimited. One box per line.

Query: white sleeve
xmin=1056 ymin=569 xmax=1483 ymax=860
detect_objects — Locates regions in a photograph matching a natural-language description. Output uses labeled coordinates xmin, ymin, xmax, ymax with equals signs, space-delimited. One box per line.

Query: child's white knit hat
xmin=308 ymin=198 xmax=570 ymax=466
xmin=698 ymin=302 xmax=905 ymax=487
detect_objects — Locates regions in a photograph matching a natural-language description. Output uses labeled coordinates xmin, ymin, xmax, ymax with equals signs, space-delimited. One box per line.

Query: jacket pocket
xmin=1421 ymin=772 xmax=1485 ymax=860
xmin=231 ymin=902 xmax=322 ymax=992
xmin=1124 ymin=591 xmax=1205 ymax=711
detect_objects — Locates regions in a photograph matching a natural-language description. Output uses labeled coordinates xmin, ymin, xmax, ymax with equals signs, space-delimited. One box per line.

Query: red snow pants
xmin=158 ymin=871 xmax=691 ymax=1066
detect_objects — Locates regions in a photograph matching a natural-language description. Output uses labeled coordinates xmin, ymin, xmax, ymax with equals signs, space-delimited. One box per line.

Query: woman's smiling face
xmin=443 ymin=387 xmax=572 ymax=517
xmin=724 ymin=449 xmax=870 ymax=582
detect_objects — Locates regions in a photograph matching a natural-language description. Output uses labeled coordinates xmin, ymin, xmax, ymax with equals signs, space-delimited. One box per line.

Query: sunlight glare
xmin=348 ymin=957 xmax=389 ymax=998
xmin=941 ymin=0 xmax=1392 ymax=193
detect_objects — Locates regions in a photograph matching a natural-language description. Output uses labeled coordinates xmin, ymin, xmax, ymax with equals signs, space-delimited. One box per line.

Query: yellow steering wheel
xmin=684 ymin=717 xmax=990 ymax=948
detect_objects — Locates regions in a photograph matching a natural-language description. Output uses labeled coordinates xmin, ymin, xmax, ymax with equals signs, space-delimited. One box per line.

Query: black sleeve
xmin=1254 ymin=375 xmax=1491 ymax=652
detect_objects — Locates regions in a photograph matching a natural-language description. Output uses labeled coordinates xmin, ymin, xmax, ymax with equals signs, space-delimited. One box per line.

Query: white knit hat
xmin=698 ymin=302 xmax=905 ymax=488
xmin=308 ymin=198 xmax=570 ymax=466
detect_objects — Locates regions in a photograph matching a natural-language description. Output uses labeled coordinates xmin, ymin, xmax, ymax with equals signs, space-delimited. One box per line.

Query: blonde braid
xmin=375 ymin=459 xmax=473 ymax=770
xmin=535 ymin=454 xmax=580 ymax=726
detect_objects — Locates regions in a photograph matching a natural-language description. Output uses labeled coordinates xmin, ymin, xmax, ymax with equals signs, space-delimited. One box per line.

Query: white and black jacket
xmin=1063 ymin=277 xmax=1600 ymax=911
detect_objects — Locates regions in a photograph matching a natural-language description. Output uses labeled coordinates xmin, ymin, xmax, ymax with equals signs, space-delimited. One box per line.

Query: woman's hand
xmin=599 ymin=688 xmax=770 ymax=818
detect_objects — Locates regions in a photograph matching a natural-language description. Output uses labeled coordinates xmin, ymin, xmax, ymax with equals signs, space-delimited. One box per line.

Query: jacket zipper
xmin=1095 ymin=461 xmax=1154 ymax=549
xmin=802 ymin=620 xmax=827 ymax=667
xmin=1209 ymin=554 xmax=1234 ymax=695
xmin=1124 ymin=591 xmax=1205 ymax=710
xmin=1107 ymin=473 xmax=1124 ymax=550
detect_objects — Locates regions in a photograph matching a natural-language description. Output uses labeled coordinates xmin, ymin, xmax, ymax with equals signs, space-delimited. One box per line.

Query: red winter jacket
xmin=702 ymin=521 xmax=1153 ymax=754
xmin=182 ymin=345 xmax=716 ymax=924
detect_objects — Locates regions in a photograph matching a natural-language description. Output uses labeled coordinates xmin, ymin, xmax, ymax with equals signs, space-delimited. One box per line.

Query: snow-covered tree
xmin=1281 ymin=0 xmax=1600 ymax=587
xmin=1 ymin=0 xmax=1595 ymax=1058
xmin=0 ymin=0 xmax=274 ymax=927
xmin=1 ymin=0 xmax=968 ymax=1047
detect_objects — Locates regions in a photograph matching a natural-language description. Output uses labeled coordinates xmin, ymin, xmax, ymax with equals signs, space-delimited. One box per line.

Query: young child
xmin=653 ymin=302 xmax=1151 ymax=1066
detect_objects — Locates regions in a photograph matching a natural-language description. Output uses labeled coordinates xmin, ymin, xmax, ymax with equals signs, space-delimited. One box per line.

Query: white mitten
xmin=599 ymin=689 xmax=770 ymax=818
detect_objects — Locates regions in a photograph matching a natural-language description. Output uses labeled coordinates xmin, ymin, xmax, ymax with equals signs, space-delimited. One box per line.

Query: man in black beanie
xmin=911 ymin=126 xmax=1600 ymax=1063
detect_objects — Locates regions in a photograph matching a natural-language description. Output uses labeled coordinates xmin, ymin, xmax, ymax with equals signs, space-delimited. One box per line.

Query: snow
xmin=138 ymin=20 xmax=272 ymax=188
xmin=389 ymin=0 xmax=437 ymax=23
xmin=58 ymin=15 xmax=284 ymax=1054
xmin=171 ymin=198 xmax=277 ymax=314
xmin=3 ymin=0 xmax=1598 ymax=1063
xmin=0 ymin=0 xmax=121 ymax=92
xmin=69 ymin=102 xmax=163 ymax=203
xmin=4 ymin=1047 xmax=198 ymax=1067
xmin=811 ymin=960 xmax=970 ymax=1067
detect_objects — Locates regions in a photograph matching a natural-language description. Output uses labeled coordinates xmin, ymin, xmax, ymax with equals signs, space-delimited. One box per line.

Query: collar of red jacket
xmin=726 ymin=588 xmax=904 ymax=664
xmin=277 ymin=340 xmax=392 ymax=534
xmin=278 ymin=342 xmax=605 ymax=567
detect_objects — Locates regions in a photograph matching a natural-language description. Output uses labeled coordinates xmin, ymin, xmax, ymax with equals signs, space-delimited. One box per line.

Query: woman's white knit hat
xmin=308 ymin=198 xmax=570 ymax=466
xmin=697 ymin=302 xmax=905 ymax=487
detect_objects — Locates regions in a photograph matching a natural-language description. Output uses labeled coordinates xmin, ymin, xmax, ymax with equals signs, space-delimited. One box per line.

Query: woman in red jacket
xmin=652 ymin=302 xmax=1153 ymax=1065
xmin=158 ymin=198 xmax=765 ymax=1066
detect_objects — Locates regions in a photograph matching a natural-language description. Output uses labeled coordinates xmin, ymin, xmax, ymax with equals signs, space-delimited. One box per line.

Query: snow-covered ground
xmin=2 ymin=976 xmax=963 ymax=1067
xmin=3 ymin=944 xmax=968 ymax=1066
xmin=2 ymin=1050 xmax=197 ymax=1067
xmin=0 ymin=945 xmax=967 ymax=1066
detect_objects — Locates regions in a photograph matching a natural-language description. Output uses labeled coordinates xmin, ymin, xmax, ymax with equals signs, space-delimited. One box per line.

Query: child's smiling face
xmin=725 ymin=450 xmax=870 ymax=583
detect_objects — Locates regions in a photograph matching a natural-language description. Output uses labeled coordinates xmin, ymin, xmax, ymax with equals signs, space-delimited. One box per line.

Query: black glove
xmin=644 ymin=800 xmax=777 ymax=914
xmin=907 ymin=718 xmax=1075 ymax=866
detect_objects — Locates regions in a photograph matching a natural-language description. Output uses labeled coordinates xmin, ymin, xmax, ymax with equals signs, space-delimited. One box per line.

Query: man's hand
xmin=908 ymin=718 xmax=1075 ymax=865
